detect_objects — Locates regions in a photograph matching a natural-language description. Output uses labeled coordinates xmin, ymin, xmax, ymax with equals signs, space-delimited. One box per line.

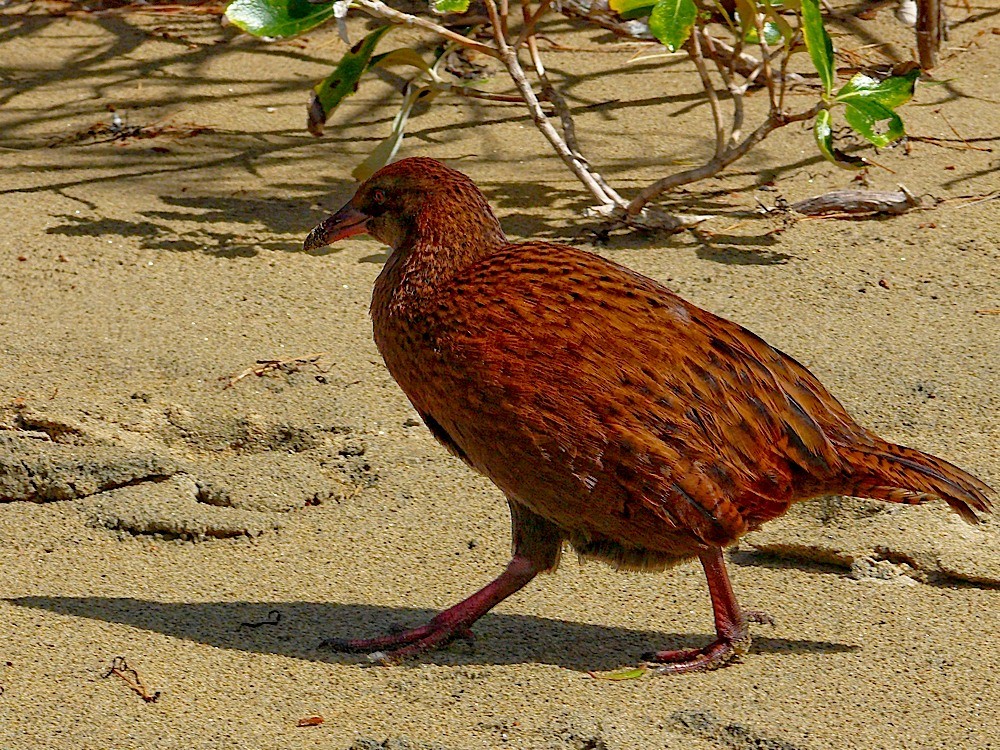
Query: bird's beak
xmin=303 ymin=203 xmax=369 ymax=251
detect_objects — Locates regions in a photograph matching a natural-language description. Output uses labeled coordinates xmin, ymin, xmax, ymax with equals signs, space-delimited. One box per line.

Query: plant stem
xmin=354 ymin=0 xmax=501 ymax=60
xmin=690 ymin=29 xmax=726 ymax=159
xmin=483 ymin=0 xmax=625 ymax=208
xmin=625 ymin=103 xmax=824 ymax=216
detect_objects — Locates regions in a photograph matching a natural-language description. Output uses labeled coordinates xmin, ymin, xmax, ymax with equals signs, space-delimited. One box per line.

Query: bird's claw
xmin=643 ymin=637 xmax=748 ymax=674
xmin=318 ymin=624 xmax=475 ymax=663
xmin=642 ymin=608 xmax=773 ymax=674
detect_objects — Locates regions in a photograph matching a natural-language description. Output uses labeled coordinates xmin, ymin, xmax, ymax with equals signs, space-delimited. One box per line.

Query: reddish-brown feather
xmin=360 ymin=160 xmax=992 ymax=560
xmin=307 ymin=156 xmax=994 ymax=669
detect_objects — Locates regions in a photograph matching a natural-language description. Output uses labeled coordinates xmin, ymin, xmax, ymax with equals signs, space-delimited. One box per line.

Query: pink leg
xmin=320 ymin=554 xmax=543 ymax=663
xmin=646 ymin=548 xmax=772 ymax=674
xmin=321 ymin=498 xmax=563 ymax=663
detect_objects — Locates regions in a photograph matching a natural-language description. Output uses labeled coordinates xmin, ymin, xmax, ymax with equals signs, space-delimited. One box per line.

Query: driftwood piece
xmin=790 ymin=187 xmax=921 ymax=217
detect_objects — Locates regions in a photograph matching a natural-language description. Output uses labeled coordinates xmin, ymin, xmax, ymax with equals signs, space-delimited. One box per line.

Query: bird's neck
xmin=372 ymin=200 xmax=507 ymax=320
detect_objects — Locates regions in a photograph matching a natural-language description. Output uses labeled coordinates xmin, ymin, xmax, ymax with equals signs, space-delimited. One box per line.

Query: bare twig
xmin=436 ymin=82 xmax=554 ymax=110
xmin=790 ymin=187 xmax=922 ymax=216
xmin=624 ymin=104 xmax=825 ymax=217
xmin=483 ymin=0 xmax=626 ymax=209
xmin=690 ymin=30 xmax=726 ymax=159
xmin=520 ymin=0 xmax=618 ymax=200
xmin=916 ymin=0 xmax=942 ymax=68
xmin=751 ymin=12 xmax=779 ymax=112
xmin=103 ymin=657 xmax=160 ymax=703
xmin=514 ymin=0 xmax=554 ymax=49
xmin=223 ymin=353 xmax=329 ymax=389
xmin=936 ymin=111 xmax=992 ymax=152
xmin=354 ymin=0 xmax=501 ymax=60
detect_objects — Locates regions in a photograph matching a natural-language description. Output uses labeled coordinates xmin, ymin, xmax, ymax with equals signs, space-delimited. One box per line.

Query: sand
xmin=0 ymin=4 xmax=997 ymax=749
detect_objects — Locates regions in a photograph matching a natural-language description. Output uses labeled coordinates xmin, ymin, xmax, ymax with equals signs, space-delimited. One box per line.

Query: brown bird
xmin=304 ymin=157 xmax=994 ymax=672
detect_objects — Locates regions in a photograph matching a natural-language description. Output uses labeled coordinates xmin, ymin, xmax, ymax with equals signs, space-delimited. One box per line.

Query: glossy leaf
xmin=649 ymin=0 xmax=698 ymax=52
xmin=588 ymin=666 xmax=648 ymax=680
xmin=842 ymin=99 xmax=904 ymax=147
xmin=225 ymin=0 xmax=338 ymax=38
xmin=609 ymin=0 xmax=658 ymax=20
xmin=835 ymin=67 xmax=920 ymax=109
xmin=813 ymin=108 xmax=867 ymax=169
xmin=760 ymin=0 xmax=794 ymax=43
xmin=307 ymin=25 xmax=393 ymax=136
xmin=371 ymin=48 xmax=432 ymax=73
xmin=744 ymin=20 xmax=784 ymax=45
xmin=800 ymin=0 xmax=834 ymax=96
xmin=732 ymin=0 xmax=756 ymax=33
xmin=430 ymin=0 xmax=471 ymax=13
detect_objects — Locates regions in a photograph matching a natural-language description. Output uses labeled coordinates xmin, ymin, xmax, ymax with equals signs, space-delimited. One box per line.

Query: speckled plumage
xmin=305 ymin=157 xmax=993 ymax=671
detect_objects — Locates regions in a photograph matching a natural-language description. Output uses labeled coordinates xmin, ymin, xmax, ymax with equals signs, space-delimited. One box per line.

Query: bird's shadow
xmin=7 ymin=596 xmax=856 ymax=672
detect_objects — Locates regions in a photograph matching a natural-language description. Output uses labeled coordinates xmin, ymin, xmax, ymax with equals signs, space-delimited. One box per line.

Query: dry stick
xmin=789 ymin=187 xmax=921 ymax=216
xmin=751 ymin=13 xmax=779 ymax=113
xmin=690 ymin=30 xmax=726 ymax=159
xmin=625 ymin=103 xmax=826 ymax=217
xmin=439 ymin=83 xmax=554 ymax=110
xmin=700 ymin=31 xmax=744 ymax=149
xmin=513 ymin=0 xmax=554 ymax=50
xmin=520 ymin=1 xmax=619 ymax=201
xmin=916 ymin=0 xmax=941 ymax=68
xmin=103 ymin=657 xmax=160 ymax=703
xmin=483 ymin=0 xmax=626 ymax=209
xmin=223 ymin=353 xmax=329 ymax=389
xmin=353 ymin=0 xmax=501 ymax=60
xmin=937 ymin=111 xmax=991 ymax=152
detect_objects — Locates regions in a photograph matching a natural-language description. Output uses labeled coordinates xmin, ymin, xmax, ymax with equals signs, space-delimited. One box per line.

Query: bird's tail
xmin=840 ymin=441 xmax=994 ymax=524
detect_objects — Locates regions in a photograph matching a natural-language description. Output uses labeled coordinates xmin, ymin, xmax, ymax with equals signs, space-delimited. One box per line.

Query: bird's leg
xmin=320 ymin=499 xmax=563 ymax=663
xmin=646 ymin=547 xmax=771 ymax=673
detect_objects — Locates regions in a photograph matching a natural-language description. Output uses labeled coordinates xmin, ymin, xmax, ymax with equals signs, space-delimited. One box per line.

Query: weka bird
xmin=304 ymin=157 xmax=994 ymax=672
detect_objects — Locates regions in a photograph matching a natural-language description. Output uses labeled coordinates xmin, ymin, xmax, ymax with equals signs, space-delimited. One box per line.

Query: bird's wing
xmin=416 ymin=242 xmax=862 ymax=546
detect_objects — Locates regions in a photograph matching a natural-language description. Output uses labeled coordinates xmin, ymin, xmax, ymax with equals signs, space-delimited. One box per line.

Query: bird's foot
xmin=642 ymin=609 xmax=774 ymax=674
xmin=318 ymin=620 xmax=475 ymax=664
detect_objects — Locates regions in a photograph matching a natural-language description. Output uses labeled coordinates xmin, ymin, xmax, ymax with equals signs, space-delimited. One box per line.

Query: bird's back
xmin=374 ymin=240 xmax=904 ymax=557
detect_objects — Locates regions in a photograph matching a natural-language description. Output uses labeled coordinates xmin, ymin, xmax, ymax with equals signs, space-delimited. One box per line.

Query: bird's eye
xmin=372 ymin=188 xmax=387 ymax=205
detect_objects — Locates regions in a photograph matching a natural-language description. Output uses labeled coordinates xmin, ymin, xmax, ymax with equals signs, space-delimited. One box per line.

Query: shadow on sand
xmin=8 ymin=595 xmax=857 ymax=672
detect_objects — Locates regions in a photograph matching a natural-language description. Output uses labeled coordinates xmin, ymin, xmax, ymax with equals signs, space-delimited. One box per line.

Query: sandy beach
xmin=0 ymin=4 xmax=997 ymax=748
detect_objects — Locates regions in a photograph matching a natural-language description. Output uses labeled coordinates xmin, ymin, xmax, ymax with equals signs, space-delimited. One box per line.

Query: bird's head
xmin=303 ymin=157 xmax=506 ymax=255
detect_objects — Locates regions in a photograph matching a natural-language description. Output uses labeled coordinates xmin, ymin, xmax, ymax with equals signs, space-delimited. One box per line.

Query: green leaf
xmin=430 ymin=0 xmax=471 ymax=13
xmin=225 ymin=0 xmax=338 ymax=38
xmin=842 ymin=99 xmax=904 ymax=147
xmin=307 ymin=25 xmax=393 ymax=137
xmin=760 ymin=0 xmax=794 ymax=43
xmin=730 ymin=0 xmax=754 ymax=30
xmin=371 ymin=48 xmax=432 ymax=73
xmin=835 ymin=67 xmax=920 ymax=109
xmin=813 ymin=108 xmax=867 ymax=169
xmin=800 ymin=0 xmax=834 ymax=96
xmin=609 ymin=0 xmax=658 ymax=20
xmin=744 ymin=20 xmax=784 ymax=45
xmin=588 ymin=666 xmax=648 ymax=680
xmin=649 ymin=0 xmax=698 ymax=52
xmin=813 ymin=107 xmax=834 ymax=161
